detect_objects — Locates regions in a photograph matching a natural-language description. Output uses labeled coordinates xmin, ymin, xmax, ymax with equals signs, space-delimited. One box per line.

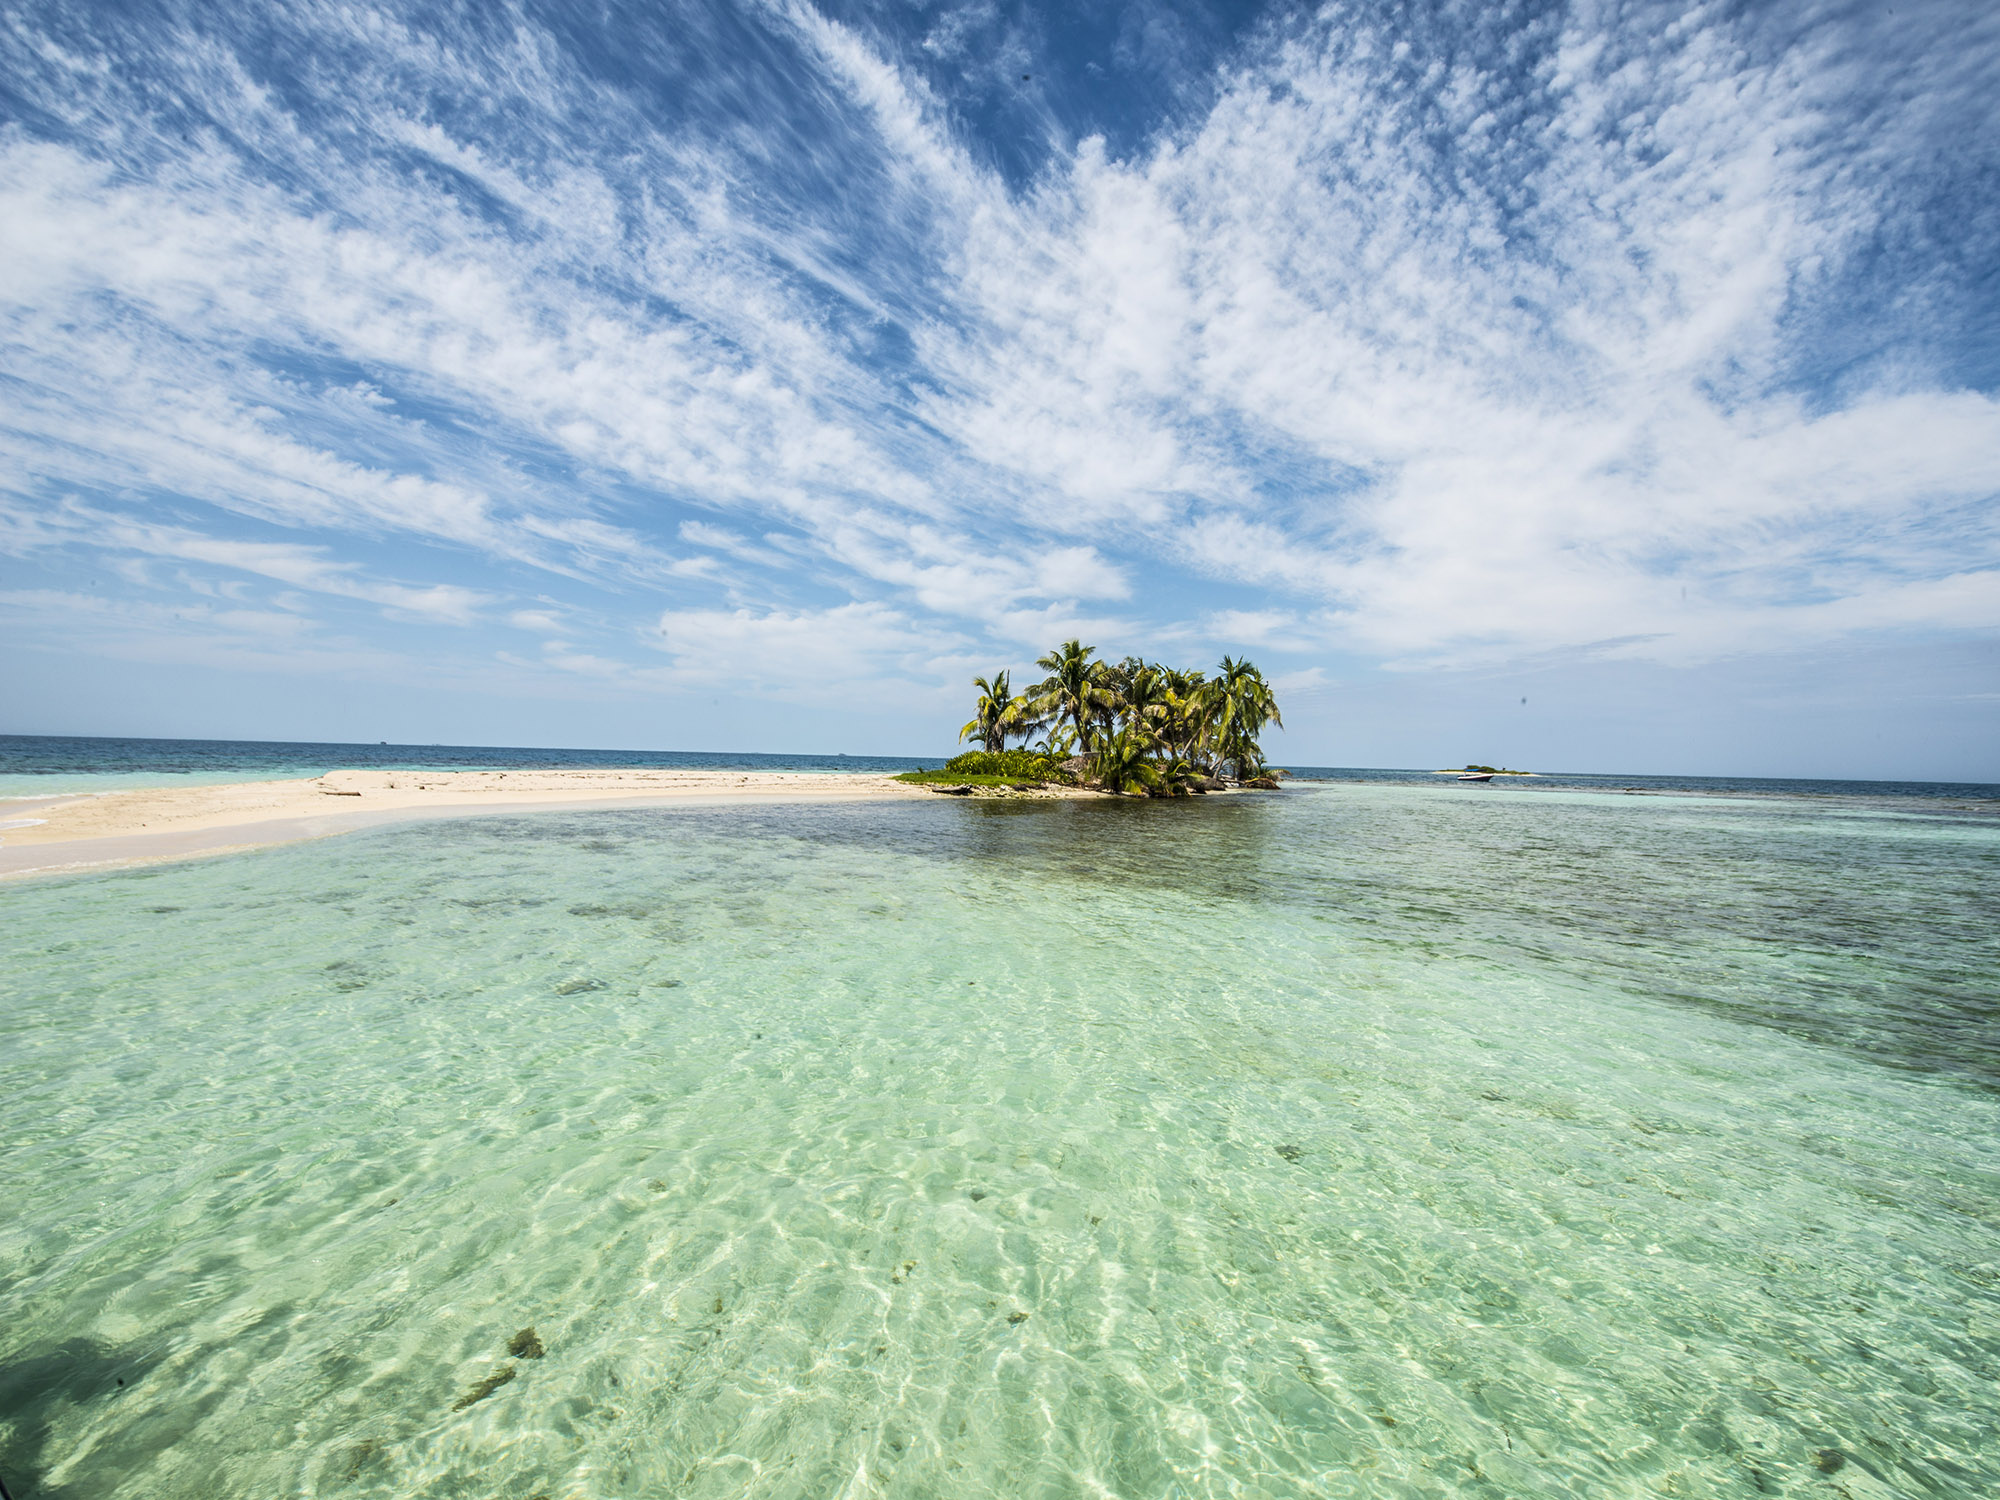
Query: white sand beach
xmin=0 ymin=768 xmax=956 ymax=879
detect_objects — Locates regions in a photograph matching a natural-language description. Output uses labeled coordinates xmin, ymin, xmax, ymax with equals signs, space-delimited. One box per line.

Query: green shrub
xmin=894 ymin=770 xmax=1042 ymax=787
xmin=943 ymin=749 xmax=1054 ymax=779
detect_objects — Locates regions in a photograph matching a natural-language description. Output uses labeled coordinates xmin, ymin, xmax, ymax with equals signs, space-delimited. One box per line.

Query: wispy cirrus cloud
xmin=653 ymin=600 xmax=966 ymax=700
xmin=0 ymin=0 xmax=1995 ymax=743
xmin=10 ymin=502 xmax=494 ymax=622
xmin=891 ymin=1 xmax=2000 ymax=663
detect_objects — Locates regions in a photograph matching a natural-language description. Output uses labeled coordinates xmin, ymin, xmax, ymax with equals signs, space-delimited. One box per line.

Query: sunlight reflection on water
xmin=2 ymin=786 xmax=1996 ymax=1497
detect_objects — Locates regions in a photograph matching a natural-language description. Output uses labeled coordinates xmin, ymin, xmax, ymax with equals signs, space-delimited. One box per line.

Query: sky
xmin=2 ymin=0 xmax=1997 ymax=779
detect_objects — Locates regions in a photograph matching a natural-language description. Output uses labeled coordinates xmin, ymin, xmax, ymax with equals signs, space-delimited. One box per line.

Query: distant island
xmin=897 ymin=639 xmax=1284 ymax=797
xmin=1436 ymin=764 xmax=1536 ymax=775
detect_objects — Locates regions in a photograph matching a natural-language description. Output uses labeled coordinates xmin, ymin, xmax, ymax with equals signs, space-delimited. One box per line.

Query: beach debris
xmin=507 ymin=1327 xmax=545 ymax=1360
xmin=1007 ymin=1311 xmax=1029 ymax=1325
xmin=1813 ymin=1449 xmax=1847 ymax=1474
xmin=1274 ymin=1144 xmax=1304 ymax=1162
xmin=891 ymin=1260 xmax=918 ymax=1284
xmin=929 ymin=784 xmax=975 ymax=795
xmin=451 ymin=1364 xmax=516 ymax=1411
xmin=968 ymin=1189 xmax=989 ymax=1202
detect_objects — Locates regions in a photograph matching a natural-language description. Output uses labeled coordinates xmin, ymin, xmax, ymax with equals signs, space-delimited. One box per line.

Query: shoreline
xmin=0 ymin=768 xmax=961 ymax=880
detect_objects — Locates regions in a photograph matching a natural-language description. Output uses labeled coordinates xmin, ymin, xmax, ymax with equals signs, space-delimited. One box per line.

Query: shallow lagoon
xmin=3 ymin=784 xmax=1997 ymax=1497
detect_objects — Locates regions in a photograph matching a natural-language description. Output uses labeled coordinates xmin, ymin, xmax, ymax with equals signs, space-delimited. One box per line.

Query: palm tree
xmin=1097 ymin=657 xmax=1143 ymax=726
xmin=1092 ymin=725 xmax=1160 ymax=795
xmin=959 ymin=669 xmax=1028 ymax=753
xmin=1028 ymin=721 xmax=1077 ymax=759
xmin=1118 ymin=663 xmax=1170 ymax=745
xmin=1213 ymin=656 xmax=1284 ymax=781
xmin=1032 ymin=639 xmax=1108 ymax=755
xmin=1157 ymin=756 xmax=1199 ymax=796
xmin=1157 ymin=667 xmax=1213 ymax=768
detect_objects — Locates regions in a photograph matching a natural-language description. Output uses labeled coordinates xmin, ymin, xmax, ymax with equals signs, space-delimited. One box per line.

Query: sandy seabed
xmin=0 ymin=768 xmax=995 ymax=879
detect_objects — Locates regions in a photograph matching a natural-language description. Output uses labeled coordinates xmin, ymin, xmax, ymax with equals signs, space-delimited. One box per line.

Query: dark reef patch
xmin=452 ymin=1364 xmax=516 ymax=1411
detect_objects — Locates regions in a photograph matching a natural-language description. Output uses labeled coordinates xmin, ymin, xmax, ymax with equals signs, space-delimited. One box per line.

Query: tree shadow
xmin=0 ymin=1337 xmax=160 ymax=1499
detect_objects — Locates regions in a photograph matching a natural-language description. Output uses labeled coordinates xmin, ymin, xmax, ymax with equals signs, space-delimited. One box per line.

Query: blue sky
xmin=2 ymin=0 xmax=1997 ymax=778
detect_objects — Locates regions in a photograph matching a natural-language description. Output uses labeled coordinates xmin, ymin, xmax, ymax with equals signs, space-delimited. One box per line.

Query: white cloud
xmin=678 ymin=521 xmax=792 ymax=570
xmin=1190 ymin=609 xmax=1321 ymax=653
xmin=7 ymin=504 xmax=494 ymax=625
xmin=0 ymin=0 xmax=1993 ymax=714
xmin=1269 ymin=666 xmax=1330 ymax=697
xmin=508 ymin=609 xmax=567 ymax=634
xmin=878 ymin=2 xmax=2000 ymax=663
xmin=653 ymin=600 xmax=964 ymax=699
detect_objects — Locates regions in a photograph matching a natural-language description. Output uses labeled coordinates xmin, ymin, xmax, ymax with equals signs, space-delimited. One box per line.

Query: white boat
xmin=1456 ymin=772 xmax=1494 ymax=782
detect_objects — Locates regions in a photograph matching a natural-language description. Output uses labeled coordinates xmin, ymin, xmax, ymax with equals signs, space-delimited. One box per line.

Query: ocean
xmin=5 ymin=732 xmax=1996 ymax=804
xmin=2 ymin=739 xmax=1996 ymax=1497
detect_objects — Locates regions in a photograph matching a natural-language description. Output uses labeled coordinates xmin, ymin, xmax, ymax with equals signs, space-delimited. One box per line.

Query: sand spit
xmin=0 ymin=768 xmax=947 ymax=880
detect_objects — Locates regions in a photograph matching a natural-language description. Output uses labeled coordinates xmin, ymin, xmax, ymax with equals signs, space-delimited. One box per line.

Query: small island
xmin=1434 ymin=764 xmax=1536 ymax=776
xmin=898 ymin=638 xmax=1285 ymax=797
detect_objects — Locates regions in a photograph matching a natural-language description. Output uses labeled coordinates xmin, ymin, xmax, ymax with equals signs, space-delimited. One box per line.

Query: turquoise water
xmin=2 ymin=785 xmax=1997 ymax=1498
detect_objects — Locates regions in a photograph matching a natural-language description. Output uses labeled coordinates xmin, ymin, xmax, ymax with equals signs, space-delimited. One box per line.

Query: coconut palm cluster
xmin=956 ymin=639 xmax=1284 ymax=795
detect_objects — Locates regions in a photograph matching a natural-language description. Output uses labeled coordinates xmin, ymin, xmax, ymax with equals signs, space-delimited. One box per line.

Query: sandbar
xmin=0 ymin=767 xmax=985 ymax=880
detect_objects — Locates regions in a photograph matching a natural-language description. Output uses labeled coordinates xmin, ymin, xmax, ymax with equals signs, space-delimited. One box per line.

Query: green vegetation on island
xmin=1438 ymin=764 xmax=1535 ymax=775
xmin=897 ymin=639 xmax=1286 ymax=797
xmin=896 ymin=762 xmax=1055 ymax=790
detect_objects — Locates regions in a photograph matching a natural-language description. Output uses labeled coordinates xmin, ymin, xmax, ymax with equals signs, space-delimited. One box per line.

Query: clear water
xmin=2 ymin=786 xmax=1996 ymax=1499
